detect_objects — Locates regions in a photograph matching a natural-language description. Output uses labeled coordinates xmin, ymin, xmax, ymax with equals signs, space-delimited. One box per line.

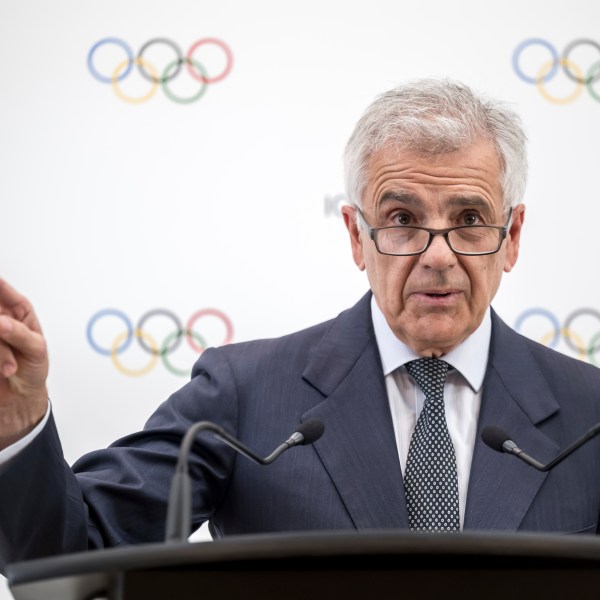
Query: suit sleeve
xmin=0 ymin=347 xmax=239 ymax=572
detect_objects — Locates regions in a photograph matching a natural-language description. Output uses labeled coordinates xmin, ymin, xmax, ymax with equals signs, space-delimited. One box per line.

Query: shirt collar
xmin=371 ymin=295 xmax=491 ymax=392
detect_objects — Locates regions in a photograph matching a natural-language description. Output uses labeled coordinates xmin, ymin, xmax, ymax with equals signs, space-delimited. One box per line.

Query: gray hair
xmin=343 ymin=79 xmax=527 ymax=212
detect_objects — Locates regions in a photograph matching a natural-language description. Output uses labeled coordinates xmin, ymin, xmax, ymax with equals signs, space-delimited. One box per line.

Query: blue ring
xmin=87 ymin=309 xmax=133 ymax=356
xmin=87 ymin=38 xmax=134 ymax=84
xmin=512 ymin=38 xmax=559 ymax=85
xmin=514 ymin=308 xmax=561 ymax=348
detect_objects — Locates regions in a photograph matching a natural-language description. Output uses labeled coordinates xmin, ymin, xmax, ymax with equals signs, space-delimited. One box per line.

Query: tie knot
xmin=405 ymin=358 xmax=449 ymax=399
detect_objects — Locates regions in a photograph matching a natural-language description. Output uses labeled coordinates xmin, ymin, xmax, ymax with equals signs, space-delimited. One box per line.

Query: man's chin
xmin=395 ymin=315 xmax=472 ymax=356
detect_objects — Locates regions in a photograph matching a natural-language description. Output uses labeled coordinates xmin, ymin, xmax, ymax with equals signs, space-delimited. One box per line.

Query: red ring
xmin=185 ymin=38 xmax=233 ymax=84
xmin=186 ymin=308 xmax=234 ymax=353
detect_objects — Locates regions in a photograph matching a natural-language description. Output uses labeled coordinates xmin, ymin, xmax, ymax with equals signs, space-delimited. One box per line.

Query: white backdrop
xmin=2 ymin=0 xmax=600 ymax=597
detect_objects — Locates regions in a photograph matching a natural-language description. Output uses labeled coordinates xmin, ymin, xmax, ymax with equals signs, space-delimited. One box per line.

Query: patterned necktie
xmin=404 ymin=358 xmax=460 ymax=532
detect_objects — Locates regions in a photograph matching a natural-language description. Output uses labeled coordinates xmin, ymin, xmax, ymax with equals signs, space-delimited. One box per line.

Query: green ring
xmin=161 ymin=329 xmax=207 ymax=376
xmin=161 ymin=58 xmax=208 ymax=104
xmin=588 ymin=331 xmax=600 ymax=366
xmin=585 ymin=61 xmax=600 ymax=103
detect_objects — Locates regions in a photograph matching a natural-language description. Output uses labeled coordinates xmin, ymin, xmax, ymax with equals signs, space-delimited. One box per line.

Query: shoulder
xmin=192 ymin=292 xmax=373 ymax=378
xmin=496 ymin=312 xmax=599 ymax=372
xmin=198 ymin=315 xmax=335 ymax=372
xmin=522 ymin=333 xmax=600 ymax=390
xmin=491 ymin=309 xmax=600 ymax=399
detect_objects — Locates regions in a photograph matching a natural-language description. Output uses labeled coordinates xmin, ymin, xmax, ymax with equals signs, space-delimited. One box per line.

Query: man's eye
xmin=393 ymin=213 xmax=412 ymax=225
xmin=462 ymin=213 xmax=481 ymax=226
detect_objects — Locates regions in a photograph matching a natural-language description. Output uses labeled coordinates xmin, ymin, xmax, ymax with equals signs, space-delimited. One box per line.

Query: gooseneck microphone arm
xmin=165 ymin=419 xmax=325 ymax=543
xmin=481 ymin=422 xmax=600 ymax=472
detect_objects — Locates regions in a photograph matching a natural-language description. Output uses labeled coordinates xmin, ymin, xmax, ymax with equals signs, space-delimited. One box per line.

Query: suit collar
xmin=302 ymin=292 xmax=374 ymax=397
xmin=465 ymin=309 xmax=560 ymax=530
xmin=486 ymin=309 xmax=559 ymax=425
xmin=302 ymin=292 xmax=409 ymax=529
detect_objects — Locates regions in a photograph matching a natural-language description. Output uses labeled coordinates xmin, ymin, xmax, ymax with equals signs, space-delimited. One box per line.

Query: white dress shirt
xmin=371 ymin=295 xmax=490 ymax=529
xmin=0 ymin=401 xmax=50 ymax=472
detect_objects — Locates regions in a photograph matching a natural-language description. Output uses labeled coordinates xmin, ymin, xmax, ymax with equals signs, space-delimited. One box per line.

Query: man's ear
xmin=341 ymin=205 xmax=365 ymax=270
xmin=504 ymin=203 xmax=525 ymax=273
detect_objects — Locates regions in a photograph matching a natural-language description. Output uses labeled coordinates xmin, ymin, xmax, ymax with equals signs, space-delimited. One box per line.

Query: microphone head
xmin=296 ymin=419 xmax=325 ymax=445
xmin=481 ymin=426 xmax=511 ymax=453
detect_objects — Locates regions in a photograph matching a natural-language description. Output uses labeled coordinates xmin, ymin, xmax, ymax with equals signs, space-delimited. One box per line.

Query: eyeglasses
xmin=355 ymin=207 xmax=512 ymax=257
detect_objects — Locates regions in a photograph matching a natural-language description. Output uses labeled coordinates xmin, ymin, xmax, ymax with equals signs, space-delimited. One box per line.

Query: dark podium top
xmin=8 ymin=531 xmax=600 ymax=600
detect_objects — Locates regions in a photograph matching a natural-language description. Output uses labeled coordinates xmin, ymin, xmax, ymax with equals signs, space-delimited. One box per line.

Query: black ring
xmin=561 ymin=39 xmax=600 ymax=84
xmin=563 ymin=308 xmax=600 ymax=354
xmin=137 ymin=38 xmax=184 ymax=84
xmin=136 ymin=309 xmax=184 ymax=356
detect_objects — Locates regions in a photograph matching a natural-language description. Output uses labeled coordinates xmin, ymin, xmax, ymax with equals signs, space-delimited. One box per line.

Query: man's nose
xmin=418 ymin=233 xmax=457 ymax=270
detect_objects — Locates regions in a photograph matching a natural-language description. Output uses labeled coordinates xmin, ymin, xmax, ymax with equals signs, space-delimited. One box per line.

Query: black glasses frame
xmin=355 ymin=207 xmax=513 ymax=257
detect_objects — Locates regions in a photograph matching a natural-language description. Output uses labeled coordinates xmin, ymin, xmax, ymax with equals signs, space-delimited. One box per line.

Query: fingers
xmin=0 ymin=278 xmax=42 ymax=334
xmin=0 ymin=282 xmax=49 ymax=446
xmin=0 ymin=278 xmax=29 ymax=314
xmin=0 ymin=314 xmax=47 ymax=377
xmin=0 ymin=318 xmax=17 ymax=377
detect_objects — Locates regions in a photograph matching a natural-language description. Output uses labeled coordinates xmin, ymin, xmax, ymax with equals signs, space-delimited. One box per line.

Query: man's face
xmin=342 ymin=139 xmax=525 ymax=357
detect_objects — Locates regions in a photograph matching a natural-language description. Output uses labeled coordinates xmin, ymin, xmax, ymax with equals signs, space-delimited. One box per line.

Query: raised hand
xmin=0 ymin=279 xmax=49 ymax=450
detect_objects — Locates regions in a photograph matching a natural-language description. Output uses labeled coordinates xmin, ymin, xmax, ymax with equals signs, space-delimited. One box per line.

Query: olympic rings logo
xmin=87 ymin=37 xmax=233 ymax=104
xmin=514 ymin=308 xmax=600 ymax=365
xmin=87 ymin=308 xmax=234 ymax=376
xmin=512 ymin=38 xmax=600 ymax=104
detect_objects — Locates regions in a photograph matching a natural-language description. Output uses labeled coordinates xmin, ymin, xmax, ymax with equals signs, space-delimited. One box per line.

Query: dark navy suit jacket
xmin=1 ymin=292 xmax=600 ymax=569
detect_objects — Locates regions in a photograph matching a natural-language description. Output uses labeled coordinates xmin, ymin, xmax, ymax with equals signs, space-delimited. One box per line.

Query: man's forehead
xmin=362 ymin=140 xmax=503 ymax=211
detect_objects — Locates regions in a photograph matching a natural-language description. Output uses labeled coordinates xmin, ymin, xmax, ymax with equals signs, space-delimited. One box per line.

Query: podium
xmin=7 ymin=531 xmax=600 ymax=600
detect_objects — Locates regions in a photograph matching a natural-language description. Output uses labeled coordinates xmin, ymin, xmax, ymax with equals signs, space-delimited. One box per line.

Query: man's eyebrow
xmin=446 ymin=196 xmax=496 ymax=219
xmin=378 ymin=191 xmax=421 ymax=205
xmin=377 ymin=192 xmax=498 ymax=220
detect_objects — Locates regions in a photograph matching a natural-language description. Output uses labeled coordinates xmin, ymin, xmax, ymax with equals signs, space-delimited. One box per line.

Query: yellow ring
xmin=541 ymin=327 xmax=586 ymax=360
xmin=536 ymin=58 xmax=584 ymax=105
xmin=111 ymin=328 xmax=159 ymax=376
xmin=111 ymin=57 xmax=159 ymax=104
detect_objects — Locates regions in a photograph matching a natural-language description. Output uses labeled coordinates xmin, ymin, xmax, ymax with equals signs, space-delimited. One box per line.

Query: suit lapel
xmin=465 ymin=311 xmax=560 ymax=530
xmin=299 ymin=300 xmax=561 ymax=532
xmin=301 ymin=293 xmax=409 ymax=529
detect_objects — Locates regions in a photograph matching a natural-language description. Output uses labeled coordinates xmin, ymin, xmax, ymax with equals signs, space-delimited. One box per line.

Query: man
xmin=1 ymin=79 xmax=599 ymax=570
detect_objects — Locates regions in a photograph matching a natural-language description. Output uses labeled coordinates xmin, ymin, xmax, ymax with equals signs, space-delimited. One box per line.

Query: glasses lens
xmin=376 ymin=227 xmax=430 ymax=255
xmin=448 ymin=226 xmax=500 ymax=254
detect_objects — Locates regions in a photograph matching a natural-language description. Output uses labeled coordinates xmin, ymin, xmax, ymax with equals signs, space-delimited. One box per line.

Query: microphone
xmin=481 ymin=422 xmax=600 ymax=472
xmin=165 ymin=419 xmax=325 ymax=543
